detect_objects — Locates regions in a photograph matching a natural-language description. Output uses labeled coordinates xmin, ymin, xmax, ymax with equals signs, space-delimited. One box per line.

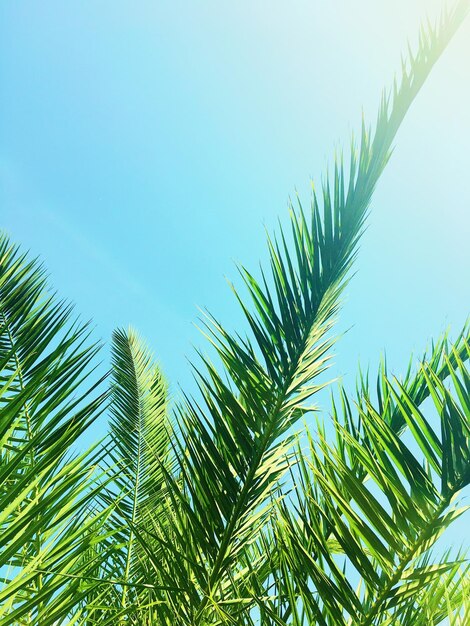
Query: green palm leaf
xmin=272 ymin=328 xmax=470 ymax=624
xmin=85 ymin=328 xmax=173 ymax=623
xmin=0 ymin=233 xmax=109 ymax=625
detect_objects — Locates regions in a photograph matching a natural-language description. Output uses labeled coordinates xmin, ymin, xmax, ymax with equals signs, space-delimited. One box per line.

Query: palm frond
xmin=0 ymin=233 xmax=109 ymax=625
xmin=271 ymin=328 xmax=470 ymax=624
xmin=85 ymin=327 xmax=172 ymax=622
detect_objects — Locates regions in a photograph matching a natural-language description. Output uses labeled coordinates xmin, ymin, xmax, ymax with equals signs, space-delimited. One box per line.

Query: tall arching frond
xmin=132 ymin=4 xmax=470 ymax=622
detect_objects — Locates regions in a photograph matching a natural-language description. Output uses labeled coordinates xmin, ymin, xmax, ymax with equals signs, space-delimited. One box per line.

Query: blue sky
xmin=1 ymin=0 xmax=469 ymax=546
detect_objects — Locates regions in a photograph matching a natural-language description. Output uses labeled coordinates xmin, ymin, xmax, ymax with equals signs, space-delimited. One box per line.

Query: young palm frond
xmin=118 ymin=3 xmax=470 ymax=623
xmin=0 ymin=234 xmax=109 ymax=625
xmin=85 ymin=328 xmax=173 ymax=623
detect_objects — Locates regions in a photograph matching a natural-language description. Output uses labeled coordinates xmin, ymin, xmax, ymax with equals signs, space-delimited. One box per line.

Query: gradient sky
xmin=1 ymin=0 xmax=469 ymax=548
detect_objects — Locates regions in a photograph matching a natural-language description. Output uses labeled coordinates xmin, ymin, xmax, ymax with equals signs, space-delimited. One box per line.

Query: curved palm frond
xmin=0 ymin=233 xmax=109 ymax=625
xmin=270 ymin=328 xmax=469 ymax=625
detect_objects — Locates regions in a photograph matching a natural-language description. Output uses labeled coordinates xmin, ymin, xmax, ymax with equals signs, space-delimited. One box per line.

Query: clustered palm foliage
xmin=1 ymin=2 xmax=469 ymax=624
